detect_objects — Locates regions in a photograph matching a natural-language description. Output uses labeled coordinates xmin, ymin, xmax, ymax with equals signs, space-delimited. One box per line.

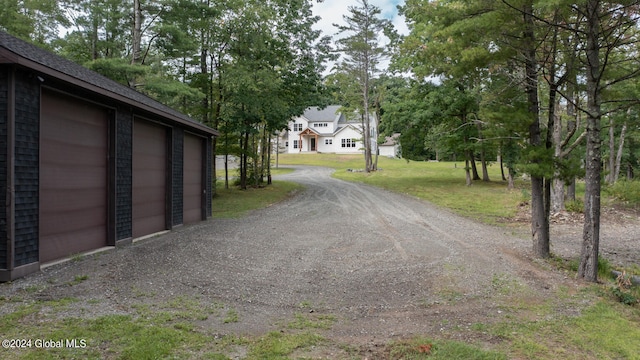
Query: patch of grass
xmin=436 ymin=288 xmax=465 ymax=304
xmin=67 ymin=275 xmax=89 ymax=286
xmin=212 ymin=180 xmax=304 ymax=218
xmin=287 ymin=313 xmax=336 ymax=330
xmin=146 ymin=296 xmax=221 ymax=322
xmin=387 ymin=337 xmax=507 ymax=359
xmin=223 ymin=309 xmax=239 ymax=324
xmin=247 ymin=331 xmax=325 ymax=359
xmin=491 ymin=273 xmax=525 ymax=296
xmin=0 ymin=300 xmax=209 ymax=360
xmin=484 ymin=300 xmax=640 ymax=359
xmin=24 ymin=284 xmax=43 ymax=293
xmin=70 ymin=253 xmax=84 ymax=262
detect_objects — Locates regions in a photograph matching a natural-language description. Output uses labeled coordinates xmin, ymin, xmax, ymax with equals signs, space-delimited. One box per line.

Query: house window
xmin=285 ymin=141 xmax=289 ymax=147
xmin=325 ymin=139 xmax=332 ymax=145
xmin=293 ymin=123 xmax=303 ymax=131
xmin=341 ymin=138 xmax=356 ymax=148
xmin=293 ymin=140 xmax=299 ymax=149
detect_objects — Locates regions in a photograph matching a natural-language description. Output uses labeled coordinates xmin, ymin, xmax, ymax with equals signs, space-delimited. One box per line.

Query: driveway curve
xmin=3 ymin=166 xmax=573 ymax=346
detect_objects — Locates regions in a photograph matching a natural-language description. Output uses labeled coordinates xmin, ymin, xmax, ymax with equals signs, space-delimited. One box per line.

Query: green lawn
xmin=212 ymin=180 xmax=302 ymax=219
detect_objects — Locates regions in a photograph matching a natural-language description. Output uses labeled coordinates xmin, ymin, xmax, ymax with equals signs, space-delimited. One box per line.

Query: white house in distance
xmin=280 ymin=105 xmax=377 ymax=154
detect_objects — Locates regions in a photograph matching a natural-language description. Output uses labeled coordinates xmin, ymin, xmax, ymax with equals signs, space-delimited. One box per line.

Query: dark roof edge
xmin=0 ymin=34 xmax=218 ymax=137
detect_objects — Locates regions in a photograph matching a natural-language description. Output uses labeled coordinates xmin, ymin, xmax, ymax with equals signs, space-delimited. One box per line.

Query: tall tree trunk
xmin=477 ymin=123 xmax=489 ymax=181
xmin=470 ymin=153 xmax=480 ymax=180
xmin=373 ymin=108 xmax=381 ymax=171
xmin=508 ymin=167 xmax=515 ymax=190
xmin=565 ymin=82 xmax=578 ymax=203
xmin=567 ymin=178 xmax=576 ymax=202
xmin=267 ymin=132 xmax=273 ymax=185
xmin=548 ymin=24 xmax=564 ymax=214
xmin=132 ymin=0 xmax=142 ymax=65
xmin=500 ymin=151 xmax=507 ymax=181
xmin=578 ymin=0 xmax=602 ymax=282
xmin=552 ymin=107 xmax=565 ymax=213
xmin=614 ymin=120 xmax=627 ymax=183
xmin=607 ymin=117 xmax=615 ymax=184
xmin=240 ymin=127 xmax=249 ymax=190
xmin=465 ymin=158 xmax=472 ymax=186
xmin=480 ymin=149 xmax=489 ymax=182
xmin=524 ymin=1 xmax=549 ymax=258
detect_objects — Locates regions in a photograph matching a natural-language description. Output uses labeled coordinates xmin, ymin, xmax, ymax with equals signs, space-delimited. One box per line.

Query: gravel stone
xmin=1 ymin=165 xmax=638 ymax=351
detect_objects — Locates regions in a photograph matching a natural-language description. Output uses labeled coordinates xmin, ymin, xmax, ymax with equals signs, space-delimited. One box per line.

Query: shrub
xmin=612 ymin=271 xmax=639 ymax=306
xmin=565 ymin=199 xmax=584 ymax=213
xmin=604 ymin=180 xmax=640 ymax=208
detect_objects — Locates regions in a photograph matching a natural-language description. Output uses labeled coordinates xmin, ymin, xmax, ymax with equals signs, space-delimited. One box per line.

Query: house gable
xmin=282 ymin=105 xmax=375 ymax=154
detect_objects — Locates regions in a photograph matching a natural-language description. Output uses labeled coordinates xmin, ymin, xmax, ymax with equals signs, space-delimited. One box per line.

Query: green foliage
xmin=517 ymin=146 xmax=556 ymax=179
xmin=604 ymin=180 xmax=640 ymax=208
xmin=85 ymin=58 xmax=148 ymax=87
xmin=565 ymin=199 xmax=584 ymax=213
xmin=0 ymin=0 xmax=67 ymax=46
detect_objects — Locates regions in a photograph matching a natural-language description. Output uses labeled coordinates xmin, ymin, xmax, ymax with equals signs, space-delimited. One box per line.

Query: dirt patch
xmin=1 ymin=166 xmax=638 ymax=356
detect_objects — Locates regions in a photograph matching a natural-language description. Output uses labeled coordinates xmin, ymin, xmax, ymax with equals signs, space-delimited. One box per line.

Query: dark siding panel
xmin=116 ymin=108 xmax=132 ymax=240
xmin=0 ymin=68 xmax=7 ymax=269
xmin=183 ymin=133 xmax=203 ymax=224
xmin=172 ymin=128 xmax=183 ymax=226
xmin=13 ymin=70 xmax=39 ymax=267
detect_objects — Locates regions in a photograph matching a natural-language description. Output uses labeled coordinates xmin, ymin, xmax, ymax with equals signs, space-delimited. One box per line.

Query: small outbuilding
xmin=378 ymin=133 xmax=401 ymax=158
xmin=0 ymin=31 xmax=219 ymax=281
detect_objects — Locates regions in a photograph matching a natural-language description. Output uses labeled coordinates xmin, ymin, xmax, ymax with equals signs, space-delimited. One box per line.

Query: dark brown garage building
xmin=0 ymin=31 xmax=218 ymax=281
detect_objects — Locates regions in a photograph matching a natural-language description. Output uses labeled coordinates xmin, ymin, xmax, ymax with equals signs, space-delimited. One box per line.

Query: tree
xmin=399 ymin=0 xmax=555 ymax=257
xmin=575 ymin=1 xmax=640 ymax=282
xmin=334 ymin=0 xmax=394 ymax=172
xmin=0 ymin=0 xmax=68 ymax=46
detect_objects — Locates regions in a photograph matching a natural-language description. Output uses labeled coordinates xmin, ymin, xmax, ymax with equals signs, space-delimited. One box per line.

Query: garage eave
xmin=0 ymin=34 xmax=219 ymax=137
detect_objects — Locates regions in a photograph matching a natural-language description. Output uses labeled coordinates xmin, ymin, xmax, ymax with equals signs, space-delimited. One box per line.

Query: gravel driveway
xmin=3 ymin=165 xmax=636 ymax=352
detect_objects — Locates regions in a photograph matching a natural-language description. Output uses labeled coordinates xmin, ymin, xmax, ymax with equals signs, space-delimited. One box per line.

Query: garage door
xmin=183 ymin=133 xmax=204 ymax=224
xmin=40 ymin=91 xmax=108 ymax=263
xmin=132 ymin=119 xmax=167 ymax=238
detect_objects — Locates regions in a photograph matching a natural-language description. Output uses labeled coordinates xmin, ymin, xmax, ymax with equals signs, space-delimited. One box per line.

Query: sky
xmin=311 ymin=0 xmax=409 ymax=39
xmin=311 ymin=0 xmax=410 ymax=73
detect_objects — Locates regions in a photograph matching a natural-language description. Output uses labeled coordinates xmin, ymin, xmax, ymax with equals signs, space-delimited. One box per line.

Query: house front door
xmin=310 ymin=137 xmax=316 ymax=151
